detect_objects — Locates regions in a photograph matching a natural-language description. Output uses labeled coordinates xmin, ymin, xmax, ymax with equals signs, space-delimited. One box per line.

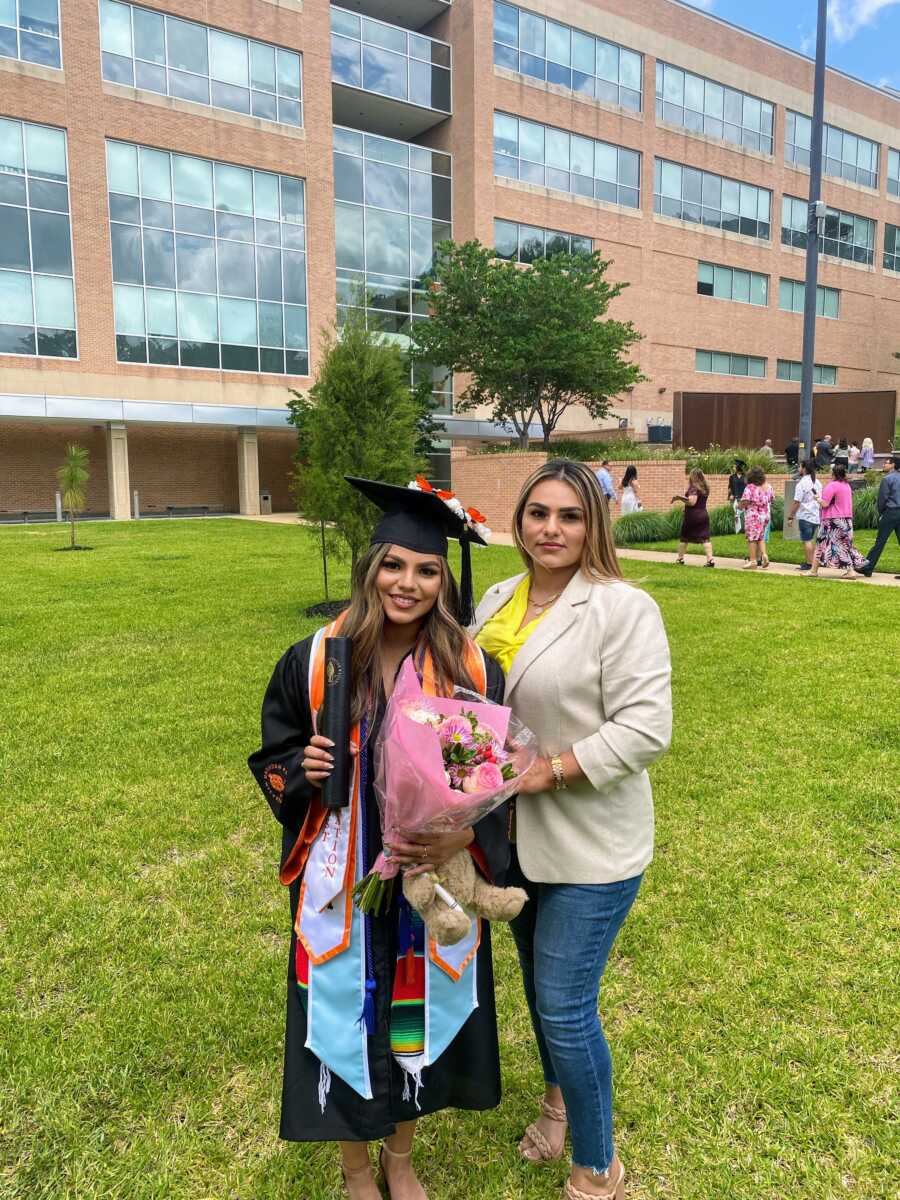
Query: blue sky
xmin=679 ymin=0 xmax=900 ymax=93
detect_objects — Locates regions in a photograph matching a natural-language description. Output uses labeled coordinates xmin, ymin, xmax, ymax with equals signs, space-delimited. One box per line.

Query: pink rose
xmin=461 ymin=761 xmax=504 ymax=794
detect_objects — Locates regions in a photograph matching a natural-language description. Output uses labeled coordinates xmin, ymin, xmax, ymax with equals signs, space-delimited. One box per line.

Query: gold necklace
xmin=527 ymin=588 xmax=562 ymax=612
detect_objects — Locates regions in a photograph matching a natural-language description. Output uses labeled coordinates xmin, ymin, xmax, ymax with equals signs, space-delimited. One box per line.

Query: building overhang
xmin=334 ymin=0 xmax=450 ymax=33
xmin=331 ymin=82 xmax=449 ymax=138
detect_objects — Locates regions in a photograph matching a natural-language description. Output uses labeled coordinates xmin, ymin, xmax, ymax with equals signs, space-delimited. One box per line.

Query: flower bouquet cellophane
xmin=353 ymin=657 xmax=538 ymax=914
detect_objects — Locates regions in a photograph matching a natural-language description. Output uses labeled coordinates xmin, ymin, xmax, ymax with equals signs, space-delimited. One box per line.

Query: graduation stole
xmin=294 ymin=613 xmax=487 ymax=1104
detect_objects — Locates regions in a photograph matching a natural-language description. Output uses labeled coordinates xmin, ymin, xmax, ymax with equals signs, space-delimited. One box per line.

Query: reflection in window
xmin=0 ymin=117 xmax=76 ymax=359
xmin=0 ymin=0 xmax=61 ymax=68
xmin=654 ymin=159 xmax=771 ymax=240
xmin=99 ymin=1 xmax=302 ymax=127
xmin=492 ymin=1 xmax=641 ymax=112
xmin=695 ymin=349 xmax=766 ymax=378
xmin=494 ymin=111 xmax=640 ymax=208
xmin=493 ymin=218 xmax=592 ymax=262
xmin=331 ymin=6 xmax=450 ymax=112
xmin=776 ymin=360 xmax=837 ymax=385
xmin=785 ymin=111 xmax=878 ymax=189
xmin=888 ymin=149 xmax=900 ymax=198
xmin=696 ymin=261 xmax=768 ymax=306
xmin=655 ymin=62 xmax=773 ymax=154
xmin=333 ymin=127 xmax=452 ymax=413
xmin=884 ymin=224 xmax=900 ymax=273
xmin=107 ymin=140 xmax=308 ymax=375
xmin=777 ymin=278 xmax=840 ymax=319
xmin=781 ymin=194 xmax=875 ymax=265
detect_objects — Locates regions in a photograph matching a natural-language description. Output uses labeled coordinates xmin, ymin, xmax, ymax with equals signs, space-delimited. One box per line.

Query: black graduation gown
xmin=248 ymin=636 xmax=509 ymax=1143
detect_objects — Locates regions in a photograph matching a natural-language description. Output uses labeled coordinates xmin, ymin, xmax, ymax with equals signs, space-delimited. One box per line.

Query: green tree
xmin=56 ymin=443 xmax=89 ymax=549
xmin=410 ymin=240 xmax=644 ymax=450
xmin=291 ymin=309 xmax=421 ymax=567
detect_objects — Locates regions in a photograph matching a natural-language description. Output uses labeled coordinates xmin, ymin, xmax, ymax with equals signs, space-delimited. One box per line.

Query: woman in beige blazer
xmin=472 ymin=460 xmax=672 ymax=1200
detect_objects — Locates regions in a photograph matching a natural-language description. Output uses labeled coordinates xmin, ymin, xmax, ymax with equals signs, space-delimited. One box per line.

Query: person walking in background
xmin=815 ymin=435 xmax=834 ymax=470
xmin=787 ymin=459 xmax=822 ymax=572
xmin=859 ymin=455 xmax=900 ymax=578
xmin=673 ymin=468 xmax=715 ymax=567
xmin=619 ymin=465 xmax=642 ymax=514
xmin=860 ymin=437 xmax=875 ymax=471
xmin=833 ymin=438 xmax=850 ymax=471
xmin=728 ymin=458 xmax=748 ymax=539
xmin=594 ymin=460 xmax=616 ymax=507
xmin=740 ymin=466 xmax=773 ymax=569
xmin=810 ymin=465 xmax=867 ymax=580
xmin=848 ymin=441 xmax=861 ymax=473
xmin=785 ymin=437 xmax=800 ymax=470
xmin=759 ymin=438 xmax=775 ymax=458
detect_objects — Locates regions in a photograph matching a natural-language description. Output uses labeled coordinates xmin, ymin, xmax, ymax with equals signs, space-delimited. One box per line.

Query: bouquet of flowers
xmin=354 ymin=657 xmax=538 ymax=914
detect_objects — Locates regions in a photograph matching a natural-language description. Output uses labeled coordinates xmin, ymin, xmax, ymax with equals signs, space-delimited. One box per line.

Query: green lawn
xmin=2 ymin=520 xmax=897 ymax=1200
xmin=628 ymin=528 xmax=900 ymax=574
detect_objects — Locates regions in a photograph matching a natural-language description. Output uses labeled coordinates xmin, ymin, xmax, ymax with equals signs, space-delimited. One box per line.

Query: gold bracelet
xmin=550 ymin=755 xmax=567 ymax=791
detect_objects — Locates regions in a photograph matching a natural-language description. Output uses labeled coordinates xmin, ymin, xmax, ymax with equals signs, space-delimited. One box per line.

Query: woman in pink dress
xmin=739 ymin=466 xmax=773 ymax=569
xmin=811 ymin=465 xmax=867 ymax=579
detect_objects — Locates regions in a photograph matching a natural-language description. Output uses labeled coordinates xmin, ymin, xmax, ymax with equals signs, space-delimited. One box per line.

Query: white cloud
xmin=829 ymin=0 xmax=900 ymax=41
xmin=797 ymin=25 xmax=816 ymax=54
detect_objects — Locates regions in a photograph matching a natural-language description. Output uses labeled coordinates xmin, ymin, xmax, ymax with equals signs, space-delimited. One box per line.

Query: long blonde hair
xmin=341 ymin=543 xmax=477 ymax=723
xmin=512 ymin=459 xmax=623 ymax=582
xmin=688 ymin=467 xmax=709 ymax=496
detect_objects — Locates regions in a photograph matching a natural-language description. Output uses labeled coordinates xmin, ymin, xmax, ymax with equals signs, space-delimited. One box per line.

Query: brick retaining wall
xmin=451 ymin=448 xmax=788 ymax=536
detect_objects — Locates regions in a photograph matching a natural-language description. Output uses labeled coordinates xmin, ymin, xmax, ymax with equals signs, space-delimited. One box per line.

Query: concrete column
xmin=237 ymin=426 xmax=260 ymax=515
xmin=105 ymin=422 xmax=131 ymax=521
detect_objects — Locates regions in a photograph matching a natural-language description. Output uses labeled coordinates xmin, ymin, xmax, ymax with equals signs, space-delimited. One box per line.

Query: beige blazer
xmin=471 ymin=570 xmax=672 ymax=884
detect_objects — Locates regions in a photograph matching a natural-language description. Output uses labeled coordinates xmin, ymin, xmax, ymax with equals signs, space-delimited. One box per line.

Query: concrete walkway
xmin=617 ymin=547 xmax=900 ymax=587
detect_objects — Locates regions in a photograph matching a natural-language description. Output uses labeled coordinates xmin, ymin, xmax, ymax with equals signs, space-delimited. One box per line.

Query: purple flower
xmin=438 ymin=716 xmax=475 ymax=748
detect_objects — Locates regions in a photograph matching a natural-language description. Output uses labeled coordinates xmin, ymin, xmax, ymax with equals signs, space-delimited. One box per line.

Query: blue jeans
xmin=507 ymin=849 xmax=642 ymax=1174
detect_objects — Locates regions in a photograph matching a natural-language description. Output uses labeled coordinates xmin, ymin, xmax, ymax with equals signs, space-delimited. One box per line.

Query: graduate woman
xmin=248 ymin=478 xmax=507 ymax=1200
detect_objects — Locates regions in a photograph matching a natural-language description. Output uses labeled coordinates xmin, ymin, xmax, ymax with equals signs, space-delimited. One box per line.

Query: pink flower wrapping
xmin=369 ymin=658 xmax=538 ymax=883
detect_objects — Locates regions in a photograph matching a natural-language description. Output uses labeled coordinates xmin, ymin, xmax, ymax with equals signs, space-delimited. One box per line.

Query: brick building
xmin=2 ymin=0 xmax=899 ymax=518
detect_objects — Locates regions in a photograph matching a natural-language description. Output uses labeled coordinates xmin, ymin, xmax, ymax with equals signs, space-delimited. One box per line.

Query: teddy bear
xmin=402 ymin=848 xmax=528 ymax=946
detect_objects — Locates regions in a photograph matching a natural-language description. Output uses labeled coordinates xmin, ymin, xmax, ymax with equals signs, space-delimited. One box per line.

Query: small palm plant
xmin=56 ymin=443 xmax=89 ymax=549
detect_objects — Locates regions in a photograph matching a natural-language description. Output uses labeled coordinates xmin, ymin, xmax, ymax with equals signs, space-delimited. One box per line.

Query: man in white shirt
xmin=594 ymin=460 xmax=616 ymax=505
xmin=787 ymin=459 xmax=822 ymax=571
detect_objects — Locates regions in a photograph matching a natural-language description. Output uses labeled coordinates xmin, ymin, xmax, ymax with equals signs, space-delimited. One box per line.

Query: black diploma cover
xmin=320 ymin=637 xmax=352 ymax=810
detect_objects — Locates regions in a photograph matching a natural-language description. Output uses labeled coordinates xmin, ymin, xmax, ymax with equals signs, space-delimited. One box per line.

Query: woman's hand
xmin=388 ymin=828 xmax=474 ymax=877
xmin=515 ymin=756 xmax=555 ymax=795
xmin=301 ymin=734 xmax=357 ymax=786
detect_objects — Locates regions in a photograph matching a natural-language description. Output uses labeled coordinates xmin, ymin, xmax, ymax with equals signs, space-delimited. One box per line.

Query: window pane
xmin=214 ymin=162 xmax=253 ymax=214
xmin=0 ymin=205 xmax=30 ymax=268
xmin=140 ymin=147 xmax=171 ymax=201
xmin=750 ymin=274 xmax=767 ymax=306
xmin=110 ymin=222 xmax=142 ymax=282
xmin=114 ymin=283 xmax=145 ymax=334
xmin=107 ymin=141 xmax=138 ymax=195
xmin=33 ymin=273 xmax=73 ymax=326
xmin=25 ymin=124 xmax=66 ymax=181
xmin=167 ymin=17 xmax=208 ymax=74
xmin=494 ymin=2 xmax=518 ymax=46
xmin=366 ymin=208 xmax=410 ymax=276
xmin=177 ymin=291 xmax=217 ymax=340
xmin=175 ymin=233 xmax=216 ymax=291
xmin=335 ymin=201 xmax=364 ymax=269
xmin=100 ymin=0 xmax=132 ymax=57
xmin=133 ymin=6 xmax=164 ymax=64
xmin=277 ymin=48 xmax=301 ymax=98
xmin=30 ymin=210 xmax=71 ymax=273
xmin=0 ymin=269 xmax=34 ymax=323
xmin=210 ymin=29 xmax=249 ymax=86
xmin=173 ymin=154 xmax=213 ymax=208
xmin=146 ymin=287 xmax=176 ymax=335
xmin=143 ymin=227 xmax=175 ymax=288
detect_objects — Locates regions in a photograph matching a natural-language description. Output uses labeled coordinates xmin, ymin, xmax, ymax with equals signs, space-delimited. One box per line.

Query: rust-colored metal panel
xmin=674 ymin=390 xmax=897 ymax=452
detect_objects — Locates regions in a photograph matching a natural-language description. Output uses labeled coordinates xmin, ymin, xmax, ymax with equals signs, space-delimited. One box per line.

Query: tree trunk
xmin=517 ymin=429 xmax=530 ymax=450
xmin=69 ymin=511 xmax=75 ymax=548
xmin=542 ymin=431 xmax=552 ymax=452
xmin=320 ymin=520 xmax=329 ymax=601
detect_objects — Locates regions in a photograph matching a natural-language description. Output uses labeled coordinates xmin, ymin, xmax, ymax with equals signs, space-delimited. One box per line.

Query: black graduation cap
xmin=733 ymin=458 xmax=748 ymax=470
xmin=345 ymin=476 xmax=487 ymax=625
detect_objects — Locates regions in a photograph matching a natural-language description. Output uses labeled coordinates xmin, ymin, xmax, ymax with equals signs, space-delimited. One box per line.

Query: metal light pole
xmin=798 ymin=0 xmax=828 ymax=463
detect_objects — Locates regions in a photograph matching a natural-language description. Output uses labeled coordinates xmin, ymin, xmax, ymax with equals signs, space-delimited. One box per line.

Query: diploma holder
xmin=320 ymin=637 xmax=352 ymax=810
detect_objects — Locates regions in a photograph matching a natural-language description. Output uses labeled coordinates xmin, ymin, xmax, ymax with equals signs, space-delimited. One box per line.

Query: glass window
xmin=0 ymin=117 xmax=75 ymax=358
xmin=785 ymin=110 xmax=879 ymax=188
xmin=493 ymin=2 xmax=641 ymax=111
xmin=656 ymin=61 xmax=772 ymax=154
xmin=108 ymin=139 xmax=308 ymax=375
xmin=655 ymin=159 xmax=770 ymax=241
xmin=885 ymin=223 xmax=900 ymax=272
xmin=494 ymin=112 xmax=640 ymax=209
xmin=777 ymin=360 xmax=837 ymax=385
xmin=888 ymin=148 xmax=900 ymax=198
xmin=333 ymin=8 xmax=451 ymax=113
xmin=696 ymin=349 xmax=766 ymax=377
xmin=781 ymin=194 xmax=875 ymax=265
xmin=493 ymin=218 xmax=590 ymax=263
xmin=2 ymin=0 xmax=61 ymax=67
xmin=100 ymin=2 xmax=302 ymax=128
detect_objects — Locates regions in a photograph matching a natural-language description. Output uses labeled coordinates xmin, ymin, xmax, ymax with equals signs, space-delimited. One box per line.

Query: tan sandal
xmin=518 ymin=1098 xmax=568 ymax=1163
xmin=379 ymin=1143 xmax=427 ymax=1199
xmin=342 ymin=1160 xmax=380 ymax=1199
xmin=562 ymin=1153 xmax=625 ymax=1199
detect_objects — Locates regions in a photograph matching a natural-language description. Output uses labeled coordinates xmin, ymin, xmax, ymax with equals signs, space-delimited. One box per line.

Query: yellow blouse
xmin=475 ymin=575 xmax=550 ymax=675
